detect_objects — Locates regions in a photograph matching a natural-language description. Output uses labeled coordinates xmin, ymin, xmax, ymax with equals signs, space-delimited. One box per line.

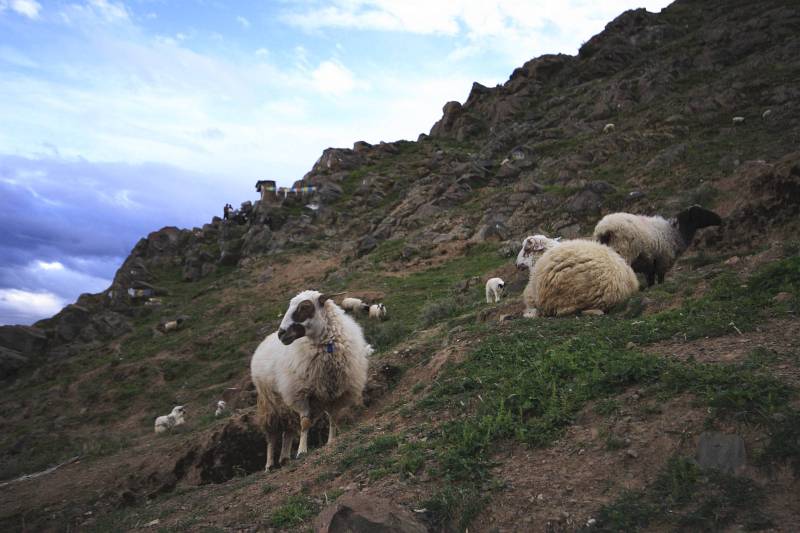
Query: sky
xmin=0 ymin=0 xmax=673 ymax=325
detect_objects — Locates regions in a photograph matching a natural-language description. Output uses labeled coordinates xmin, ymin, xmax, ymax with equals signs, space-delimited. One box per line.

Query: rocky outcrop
xmin=314 ymin=493 xmax=427 ymax=533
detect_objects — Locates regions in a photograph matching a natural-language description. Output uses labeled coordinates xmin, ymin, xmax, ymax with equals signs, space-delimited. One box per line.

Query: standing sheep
xmin=368 ymin=303 xmax=387 ymax=320
xmin=341 ymin=297 xmax=370 ymax=315
xmin=515 ymin=235 xmax=562 ymax=270
xmin=250 ymin=290 xmax=370 ymax=470
xmin=485 ymin=278 xmax=505 ymax=303
xmin=523 ymin=240 xmax=638 ymax=317
xmin=215 ymin=400 xmax=227 ymax=417
xmin=154 ymin=405 xmax=186 ymax=433
xmin=593 ymin=205 xmax=721 ymax=287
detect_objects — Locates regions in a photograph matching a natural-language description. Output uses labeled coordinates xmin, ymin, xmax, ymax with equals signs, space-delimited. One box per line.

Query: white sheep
xmin=762 ymin=109 xmax=772 ymax=119
xmin=154 ymin=405 xmax=186 ymax=433
xmin=732 ymin=116 xmax=745 ymax=124
xmin=215 ymin=400 xmax=227 ymax=417
xmin=523 ymin=240 xmax=638 ymax=318
xmin=603 ymin=123 xmax=616 ymax=133
xmin=341 ymin=297 xmax=369 ymax=315
xmin=250 ymin=290 xmax=370 ymax=470
xmin=368 ymin=303 xmax=387 ymax=320
xmin=485 ymin=278 xmax=505 ymax=303
xmin=515 ymin=235 xmax=562 ymax=270
xmin=593 ymin=205 xmax=721 ymax=287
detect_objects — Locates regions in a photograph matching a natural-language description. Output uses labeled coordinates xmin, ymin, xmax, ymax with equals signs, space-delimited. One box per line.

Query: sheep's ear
xmin=292 ymin=299 xmax=316 ymax=321
xmin=318 ymin=293 xmax=330 ymax=306
xmin=597 ymin=231 xmax=613 ymax=245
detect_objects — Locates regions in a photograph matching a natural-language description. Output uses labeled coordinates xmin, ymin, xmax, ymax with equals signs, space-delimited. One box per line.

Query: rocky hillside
xmin=2 ymin=0 xmax=800 ymax=530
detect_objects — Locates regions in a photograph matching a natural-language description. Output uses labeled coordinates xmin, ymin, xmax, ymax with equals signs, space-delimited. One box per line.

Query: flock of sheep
xmin=155 ymin=204 xmax=721 ymax=473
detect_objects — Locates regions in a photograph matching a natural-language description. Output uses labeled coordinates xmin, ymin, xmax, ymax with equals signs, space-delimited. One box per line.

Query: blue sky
xmin=0 ymin=0 xmax=672 ymax=325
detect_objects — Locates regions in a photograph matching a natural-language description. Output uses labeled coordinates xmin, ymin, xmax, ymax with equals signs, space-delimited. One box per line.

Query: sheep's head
xmin=516 ymin=235 xmax=561 ymax=269
xmin=676 ymin=205 xmax=722 ymax=244
xmin=278 ymin=290 xmax=330 ymax=345
xmin=172 ymin=405 xmax=186 ymax=417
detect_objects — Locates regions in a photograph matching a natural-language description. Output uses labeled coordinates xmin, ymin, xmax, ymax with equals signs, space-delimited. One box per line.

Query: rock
xmin=475 ymin=221 xmax=510 ymax=242
xmin=314 ymin=492 xmax=427 ymax=533
xmin=356 ymin=235 xmax=379 ymax=257
xmin=696 ymin=432 xmax=746 ymax=474
xmin=242 ymin=225 xmax=273 ymax=257
xmin=773 ymin=291 xmax=793 ymax=303
xmin=0 ymin=346 xmax=29 ymax=380
xmin=0 ymin=325 xmax=47 ymax=355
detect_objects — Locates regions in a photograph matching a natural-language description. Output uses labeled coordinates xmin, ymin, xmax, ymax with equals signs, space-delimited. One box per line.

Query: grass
xmin=268 ymin=494 xmax=317 ymax=528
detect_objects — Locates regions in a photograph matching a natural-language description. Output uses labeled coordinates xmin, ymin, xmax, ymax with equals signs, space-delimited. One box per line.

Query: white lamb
xmin=603 ymin=123 xmax=616 ymax=133
xmin=215 ymin=400 xmax=227 ymax=417
xmin=515 ymin=235 xmax=562 ymax=270
xmin=154 ymin=405 xmax=186 ymax=433
xmin=341 ymin=297 xmax=369 ymax=314
xmin=593 ymin=205 xmax=721 ymax=287
xmin=762 ymin=109 xmax=772 ymax=119
xmin=368 ymin=303 xmax=387 ymax=320
xmin=732 ymin=116 xmax=745 ymax=124
xmin=250 ymin=290 xmax=370 ymax=471
xmin=523 ymin=240 xmax=638 ymax=318
xmin=485 ymin=278 xmax=505 ymax=303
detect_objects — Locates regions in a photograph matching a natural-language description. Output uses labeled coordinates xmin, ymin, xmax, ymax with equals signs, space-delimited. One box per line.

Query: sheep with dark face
xmin=515 ymin=235 xmax=562 ymax=270
xmin=368 ymin=303 xmax=387 ymax=320
xmin=593 ymin=205 xmax=721 ymax=287
xmin=250 ymin=290 xmax=370 ymax=470
xmin=485 ymin=278 xmax=505 ymax=303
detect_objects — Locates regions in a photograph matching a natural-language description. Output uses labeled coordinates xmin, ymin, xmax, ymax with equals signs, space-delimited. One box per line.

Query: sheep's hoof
xmin=523 ymin=308 xmax=538 ymax=318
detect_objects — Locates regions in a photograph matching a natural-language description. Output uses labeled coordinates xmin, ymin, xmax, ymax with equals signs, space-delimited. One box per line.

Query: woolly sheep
xmin=515 ymin=235 xmax=562 ymax=270
xmin=732 ymin=116 xmax=745 ymax=124
xmin=154 ymin=405 xmax=186 ymax=433
xmin=523 ymin=240 xmax=638 ymax=317
xmin=485 ymin=278 xmax=505 ymax=303
xmin=215 ymin=400 xmax=227 ymax=417
xmin=593 ymin=205 xmax=721 ymax=287
xmin=762 ymin=109 xmax=772 ymax=119
xmin=250 ymin=290 xmax=370 ymax=470
xmin=341 ymin=297 xmax=369 ymax=314
xmin=603 ymin=123 xmax=616 ymax=133
xmin=368 ymin=303 xmax=387 ymax=320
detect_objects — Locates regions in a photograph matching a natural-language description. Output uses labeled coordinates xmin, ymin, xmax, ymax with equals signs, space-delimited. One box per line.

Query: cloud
xmin=310 ymin=60 xmax=359 ymax=96
xmin=0 ymin=288 xmax=65 ymax=325
xmin=1 ymin=0 xmax=42 ymax=20
xmin=236 ymin=15 xmax=250 ymax=28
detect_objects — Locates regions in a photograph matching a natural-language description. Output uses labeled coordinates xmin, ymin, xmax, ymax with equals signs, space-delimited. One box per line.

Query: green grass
xmin=268 ymin=494 xmax=316 ymax=528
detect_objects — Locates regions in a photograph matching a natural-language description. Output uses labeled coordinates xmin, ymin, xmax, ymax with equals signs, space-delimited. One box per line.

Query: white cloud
xmin=36 ymin=260 xmax=64 ymax=271
xmin=310 ymin=60 xmax=359 ymax=96
xmin=236 ymin=15 xmax=250 ymax=28
xmin=4 ymin=0 xmax=42 ymax=20
xmin=0 ymin=288 xmax=65 ymax=324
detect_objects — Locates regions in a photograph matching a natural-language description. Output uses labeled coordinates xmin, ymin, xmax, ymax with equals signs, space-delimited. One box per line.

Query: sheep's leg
xmin=297 ymin=416 xmax=311 ymax=457
xmin=327 ymin=412 xmax=338 ymax=444
xmin=657 ymin=271 xmax=665 ymax=284
xmin=485 ymin=288 xmax=491 ymax=304
xmin=265 ymin=433 xmax=278 ymax=472
xmin=279 ymin=432 xmax=293 ymax=464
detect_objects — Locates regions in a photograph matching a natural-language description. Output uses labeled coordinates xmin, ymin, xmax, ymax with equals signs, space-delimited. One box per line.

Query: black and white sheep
xmin=250 ymin=290 xmax=370 ymax=470
xmin=593 ymin=205 xmax=721 ymax=287
xmin=485 ymin=278 xmax=505 ymax=303
xmin=154 ymin=405 xmax=186 ymax=433
xmin=523 ymin=240 xmax=639 ymax=317
xmin=368 ymin=303 xmax=387 ymax=320
xmin=515 ymin=235 xmax=562 ymax=270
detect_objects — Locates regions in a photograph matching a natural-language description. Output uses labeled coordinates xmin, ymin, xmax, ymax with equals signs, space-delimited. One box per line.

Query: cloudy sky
xmin=0 ymin=0 xmax=672 ymax=325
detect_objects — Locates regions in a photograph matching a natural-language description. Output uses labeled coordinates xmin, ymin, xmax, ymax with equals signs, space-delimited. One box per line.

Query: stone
xmin=773 ymin=291 xmax=793 ymax=303
xmin=475 ymin=221 xmax=510 ymax=242
xmin=314 ymin=493 xmax=427 ymax=533
xmin=0 ymin=325 xmax=47 ymax=355
xmin=0 ymin=346 xmax=29 ymax=379
xmin=356 ymin=235 xmax=379 ymax=257
xmin=696 ymin=432 xmax=746 ymax=474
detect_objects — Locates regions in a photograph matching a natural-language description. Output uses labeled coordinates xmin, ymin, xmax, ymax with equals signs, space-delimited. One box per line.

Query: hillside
xmin=2 ymin=0 xmax=800 ymax=531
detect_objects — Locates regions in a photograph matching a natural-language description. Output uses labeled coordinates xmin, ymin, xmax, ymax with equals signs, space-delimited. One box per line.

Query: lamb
xmin=603 ymin=123 xmax=616 ymax=133
xmin=215 ymin=400 xmax=227 ymax=417
xmin=341 ymin=297 xmax=369 ymax=315
xmin=368 ymin=303 xmax=387 ymax=320
xmin=732 ymin=116 xmax=745 ymax=124
xmin=485 ymin=278 xmax=505 ymax=303
xmin=762 ymin=109 xmax=772 ymax=119
xmin=250 ymin=290 xmax=370 ymax=471
xmin=593 ymin=205 xmax=722 ymax=287
xmin=154 ymin=405 xmax=186 ymax=433
xmin=515 ymin=235 xmax=562 ymax=270
xmin=523 ymin=240 xmax=638 ymax=317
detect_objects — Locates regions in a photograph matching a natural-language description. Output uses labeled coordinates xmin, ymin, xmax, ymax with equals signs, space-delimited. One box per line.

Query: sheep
xmin=732 ymin=116 xmax=745 ymax=124
xmin=154 ymin=405 xmax=186 ymax=433
xmin=762 ymin=109 xmax=772 ymax=119
xmin=603 ymin=123 xmax=616 ymax=133
xmin=523 ymin=240 xmax=638 ymax=318
xmin=368 ymin=303 xmax=387 ymax=320
xmin=341 ymin=297 xmax=369 ymax=315
xmin=515 ymin=235 xmax=562 ymax=270
xmin=593 ymin=205 xmax=722 ymax=287
xmin=485 ymin=278 xmax=505 ymax=303
xmin=215 ymin=400 xmax=227 ymax=417
xmin=250 ymin=290 xmax=370 ymax=471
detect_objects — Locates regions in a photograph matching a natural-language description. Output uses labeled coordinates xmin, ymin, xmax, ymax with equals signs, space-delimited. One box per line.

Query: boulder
xmin=0 ymin=346 xmax=29 ymax=380
xmin=356 ymin=235 xmax=379 ymax=257
xmin=242 ymin=225 xmax=273 ymax=257
xmin=314 ymin=493 xmax=427 ymax=533
xmin=0 ymin=325 xmax=47 ymax=355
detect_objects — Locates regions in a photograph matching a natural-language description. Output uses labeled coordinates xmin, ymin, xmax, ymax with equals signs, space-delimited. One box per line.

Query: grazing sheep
xmin=515 ymin=235 xmax=562 ymax=270
xmin=215 ymin=400 xmax=227 ymax=417
xmin=154 ymin=405 xmax=186 ymax=433
xmin=250 ymin=290 xmax=370 ymax=470
xmin=603 ymin=123 xmax=616 ymax=133
xmin=341 ymin=297 xmax=369 ymax=315
xmin=732 ymin=116 xmax=745 ymax=124
xmin=485 ymin=278 xmax=505 ymax=303
xmin=593 ymin=205 xmax=722 ymax=287
xmin=368 ymin=303 xmax=387 ymax=320
xmin=523 ymin=240 xmax=638 ymax=317
xmin=762 ymin=109 xmax=772 ymax=119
